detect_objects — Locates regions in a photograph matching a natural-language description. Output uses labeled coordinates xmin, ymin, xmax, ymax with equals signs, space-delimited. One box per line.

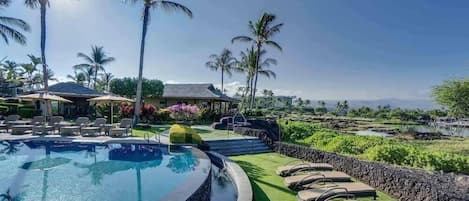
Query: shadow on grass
xmin=233 ymin=160 xmax=297 ymax=200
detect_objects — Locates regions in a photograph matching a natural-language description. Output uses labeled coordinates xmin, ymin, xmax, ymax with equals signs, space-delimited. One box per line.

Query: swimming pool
xmin=0 ymin=140 xmax=210 ymax=201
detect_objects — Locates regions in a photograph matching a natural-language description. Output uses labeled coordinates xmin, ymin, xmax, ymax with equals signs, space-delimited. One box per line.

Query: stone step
xmin=206 ymin=138 xmax=272 ymax=156
xmin=207 ymin=141 xmax=266 ymax=149
xmin=219 ymin=148 xmax=272 ymax=156
xmin=204 ymin=139 xmax=262 ymax=146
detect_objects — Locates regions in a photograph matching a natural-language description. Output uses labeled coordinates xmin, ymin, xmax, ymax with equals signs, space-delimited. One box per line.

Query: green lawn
xmin=132 ymin=125 xmax=170 ymax=137
xmin=230 ymin=153 xmax=395 ymax=201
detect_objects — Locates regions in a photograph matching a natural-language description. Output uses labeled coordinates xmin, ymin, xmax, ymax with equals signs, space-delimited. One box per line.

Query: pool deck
xmin=0 ymin=132 xmax=171 ymax=144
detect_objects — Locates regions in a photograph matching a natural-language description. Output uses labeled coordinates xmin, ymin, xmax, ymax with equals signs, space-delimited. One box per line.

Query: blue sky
xmin=1 ymin=0 xmax=468 ymax=100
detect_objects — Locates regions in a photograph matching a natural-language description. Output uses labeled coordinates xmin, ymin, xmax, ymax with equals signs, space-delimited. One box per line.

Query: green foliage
xmin=17 ymin=107 xmax=37 ymax=118
xmin=432 ymin=79 xmax=469 ymax=117
xmin=365 ymin=144 xmax=469 ymax=174
xmin=169 ymin=124 xmax=202 ymax=145
xmin=299 ymin=130 xmax=469 ymax=174
xmin=347 ymin=106 xmax=447 ymax=122
xmin=109 ymin=77 xmax=163 ymax=98
xmin=278 ymin=120 xmax=321 ymax=142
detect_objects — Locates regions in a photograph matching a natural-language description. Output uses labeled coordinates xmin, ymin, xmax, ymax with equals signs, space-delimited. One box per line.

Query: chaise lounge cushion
xmin=276 ymin=163 xmax=333 ymax=176
xmin=297 ymin=182 xmax=376 ymax=201
xmin=284 ymin=171 xmax=351 ymax=189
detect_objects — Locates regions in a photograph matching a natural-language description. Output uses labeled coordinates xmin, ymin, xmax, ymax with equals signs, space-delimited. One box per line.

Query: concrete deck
xmin=0 ymin=132 xmax=170 ymax=144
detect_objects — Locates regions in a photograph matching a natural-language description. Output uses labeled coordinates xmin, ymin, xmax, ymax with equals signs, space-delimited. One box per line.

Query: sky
xmin=1 ymin=0 xmax=468 ymax=100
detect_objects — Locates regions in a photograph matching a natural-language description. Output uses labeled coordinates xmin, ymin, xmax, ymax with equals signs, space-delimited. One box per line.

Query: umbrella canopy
xmin=87 ymin=95 xmax=134 ymax=103
xmin=88 ymin=95 xmax=134 ymax=123
xmin=18 ymin=93 xmax=73 ymax=103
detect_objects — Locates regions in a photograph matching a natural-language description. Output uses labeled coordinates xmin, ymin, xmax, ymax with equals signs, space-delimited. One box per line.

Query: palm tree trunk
xmin=250 ymin=44 xmax=262 ymax=109
xmin=134 ymin=6 xmax=150 ymax=125
xmin=221 ymin=68 xmax=224 ymax=94
xmin=40 ymin=3 xmax=47 ymax=91
xmin=249 ymin=74 xmax=254 ymax=109
xmin=94 ymin=66 xmax=98 ymax=89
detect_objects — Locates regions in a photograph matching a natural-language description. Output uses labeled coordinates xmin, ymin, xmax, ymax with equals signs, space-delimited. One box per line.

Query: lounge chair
xmin=109 ymin=118 xmax=132 ymax=137
xmin=33 ymin=116 xmax=63 ymax=135
xmin=284 ymin=171 xmax=351 ymax=190
xmin=0 ymin=115 xmax=20 ymax=132
xmin=297 ymin=181 xmax=376 ymax=201
xmin=276 ymin=161 xmax=333 ymax=176
xmin=60 ymin=117 xmax=89 ymax=136
xmin=11 ymin=116 xmax=44 ymax=135
xmin=81 ymin=118 xmax=107 ymax=136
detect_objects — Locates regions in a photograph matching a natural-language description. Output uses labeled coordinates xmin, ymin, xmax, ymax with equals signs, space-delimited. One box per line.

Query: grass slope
xmin=132 ymin=125 xmax=170 ymax=137
xmin=230 ymin=153 xmax=395 ymax=201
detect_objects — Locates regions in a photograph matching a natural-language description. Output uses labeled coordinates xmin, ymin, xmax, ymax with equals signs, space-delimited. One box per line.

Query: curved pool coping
xmin=207 ymin=151 xmax=253 ymax=201
xmin=5 ymin=137 xmax=213 ymax=201
xmin=160 ymin=146 xmax=212 ymax=201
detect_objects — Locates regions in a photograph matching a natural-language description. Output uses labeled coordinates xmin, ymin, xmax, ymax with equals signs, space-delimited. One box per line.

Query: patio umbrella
xmin=18 ymin=93 xmax=73 ymax=120
xmin=87 ymin=95 xmax=134 ymax=124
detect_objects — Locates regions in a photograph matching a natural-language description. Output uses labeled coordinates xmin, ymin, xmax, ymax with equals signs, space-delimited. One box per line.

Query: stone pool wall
xmin=275 ymin=142 xmax=469 ymax=201
xmin=187 ymin=170 xmax=211 ymax=201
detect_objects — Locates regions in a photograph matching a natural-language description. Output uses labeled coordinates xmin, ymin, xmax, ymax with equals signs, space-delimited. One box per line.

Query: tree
xmin=110 ymin=77 xmax=164 ymax=99
xmin=0 ymin=0 xmax=30 ymax=45
xmin=124 ymin=0 xmax=192 ymax=125
xmin=20 ymin=54 xmax=41 ymax=91
xmin=25 ymin=0 xmax=51 ymax=91
xmin=101 ymin=72 xmax=114 ymax=92
xmin=1 ymin=60 xmax=22 ymax=80
xmin=74 ymin=46 xmax=115 ymax=90
xmin=67 ymin=68 xmax=87 ymax=86
xmin=236 ymin=47 xmax=276 ymax=109
xmin=433 ymin=79 xmax=469 ymax=117
xmin=206 ymin=49 xmax=237 ymax=93
xmin=232 ymin=12 xmax=283 ymax=109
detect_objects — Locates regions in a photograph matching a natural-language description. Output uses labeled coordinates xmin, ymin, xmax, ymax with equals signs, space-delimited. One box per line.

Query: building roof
xmin=40 ymin=82 xmax=103 ymax=98
xmin=162 ymin=83 xmax=234 ymax=102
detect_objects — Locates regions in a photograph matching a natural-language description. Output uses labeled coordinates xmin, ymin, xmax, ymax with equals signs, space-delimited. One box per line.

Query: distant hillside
xmin=309 ymin=99 xmax=439 ymax=110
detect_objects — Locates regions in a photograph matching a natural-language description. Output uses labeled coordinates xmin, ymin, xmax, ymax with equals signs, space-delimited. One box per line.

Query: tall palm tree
xmin=206 ymin=49 xmax=237 ymax=93
xmin=0 ymin=0 xmax=30 ymax=45
xmin=237 ymin=47 xmax=276 ymax=109
xmin=25 ymin=0 xmax=50 ymax=91
xmin=232 ymin=12 xmax=283 ymax=109
xmin=67 ymin=69 xmax=87 ymax=86
xmin=74 ymin=46 xmax=115 ymax=89
xmin=125 ymin=0 xmax=192 ymax=124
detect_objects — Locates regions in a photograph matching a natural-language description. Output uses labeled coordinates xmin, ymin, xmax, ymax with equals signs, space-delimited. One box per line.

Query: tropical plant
xmin=74 ymin=46 xmax=115 ymax=89
xmin=167 ymin=103 xmax=199 ymax=122
xmin=232 ymin=12 xmax=283 ymax=109
xmin=25 ymin=0 xmax=51 ymax=91
xmin=67 ymin=68 xmax=87 ymax=86
xmin=0 ymin=0 xmax=30 ymax=45
xmin=20 ymin=54 xmax=41 ymax=91
xmin=1 ymin=60 xmax=22 ymax=80
xmin=124 ymin=0 xmax=192 ymax=124
xmin=236 ymin=47 xmax=277 ymax=109
xmin=206 ymin=49 xmax=237 ymax=93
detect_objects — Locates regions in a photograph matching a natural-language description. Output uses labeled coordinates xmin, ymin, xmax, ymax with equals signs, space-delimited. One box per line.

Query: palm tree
xmin=232 ymin=12 xmax=283 ymax=109
xmin=125 ymin=0 xmax=192 ymax=124
xmin=206 ymin=49 xmax=237 ymax=93
xmin=67 ymin=69 xmax=86 ymax=86
xmin=236 ymin=47 xmax=276 ymax=109
xmin=74 ymin=46 xmax=115 ymax=89
xmin=1 ymin=60 xmax=22 ymax=80
xmin=101 ymin=72 xmax=114 ymax=92
xmin=0 ymin=0 xmax=30 ymax=45
xmin=25 ymin=0 xmax=50 ymax=91
xmin=21 ymin=54 xmax=41 ymax=91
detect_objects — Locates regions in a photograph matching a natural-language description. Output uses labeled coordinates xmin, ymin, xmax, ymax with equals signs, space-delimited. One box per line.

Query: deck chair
xmin=60 ymin=117 xmax=89 ymax=136
xmin=284 ymin=171 xmax=351 ymax=190
xmin=0 ymin=115 xmax=20 ymax=132
xmin=109 ymin=118 xmax=132 ymax=137
xmin=81 ymin=118 xmax=107 ymax=136
xmin=276 ymin=160 xmax=333 ymax=176
xmin=297 ymin=181 xmax=376 ymax=201
xmin=11 ymin=116 xmax=44 ymax=135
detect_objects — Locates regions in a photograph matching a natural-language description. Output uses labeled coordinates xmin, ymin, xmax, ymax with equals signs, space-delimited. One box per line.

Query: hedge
xmin=169 ymin=124 xmax=202 ymax=145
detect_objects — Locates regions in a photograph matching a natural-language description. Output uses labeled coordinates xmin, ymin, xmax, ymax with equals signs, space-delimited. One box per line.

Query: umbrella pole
xmin=110 ymin=102 xmax=113 ymax=124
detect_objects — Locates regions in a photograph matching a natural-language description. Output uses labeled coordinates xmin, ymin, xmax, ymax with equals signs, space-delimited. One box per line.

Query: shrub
xmin=120 ymin=103 xmax=134 ymax=118
xmin=154 ymin=108 xmax=171 ymax=122
xmin=169 ymin=124 xmax=202 ymax=145
xmin=18 ymin=108 xmax=35 ymax=118
xmin=279 ymin=120 xmax=321 ymax=142
xmin=167 ymin=104 xmax=199 ymax=122
xmin=140 ymin=103 xmax=157 ymax=122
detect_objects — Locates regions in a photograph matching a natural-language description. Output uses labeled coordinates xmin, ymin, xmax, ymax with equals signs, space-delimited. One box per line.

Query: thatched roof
xmin=38 ymin=82 xmax=103 ymax=98
xmin=162 ymin=84 xmax=234 ymax=102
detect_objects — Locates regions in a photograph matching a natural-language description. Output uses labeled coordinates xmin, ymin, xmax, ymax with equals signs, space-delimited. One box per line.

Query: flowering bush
xmin=120 ymin=103 xmax=134 ymax=118
xmin=167 ymin=104 xmax=200 ymax=122
xmin=140 ymin=103 xmax=157 ymax=122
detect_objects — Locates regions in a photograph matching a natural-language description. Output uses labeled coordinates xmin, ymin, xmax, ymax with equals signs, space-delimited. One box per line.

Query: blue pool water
xmin=0 ymin=141 xmax=203 ymax=201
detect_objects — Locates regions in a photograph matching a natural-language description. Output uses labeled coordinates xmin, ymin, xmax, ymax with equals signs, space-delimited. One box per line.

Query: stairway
xmin=204 ymin=138 xmax=272 ymax=156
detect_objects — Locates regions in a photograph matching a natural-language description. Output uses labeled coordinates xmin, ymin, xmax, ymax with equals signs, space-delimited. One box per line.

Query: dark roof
xmin=162 ymin=83 xmax=234 ymax=102
xmin=40 ymin=82 xmax=103 ymax=98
